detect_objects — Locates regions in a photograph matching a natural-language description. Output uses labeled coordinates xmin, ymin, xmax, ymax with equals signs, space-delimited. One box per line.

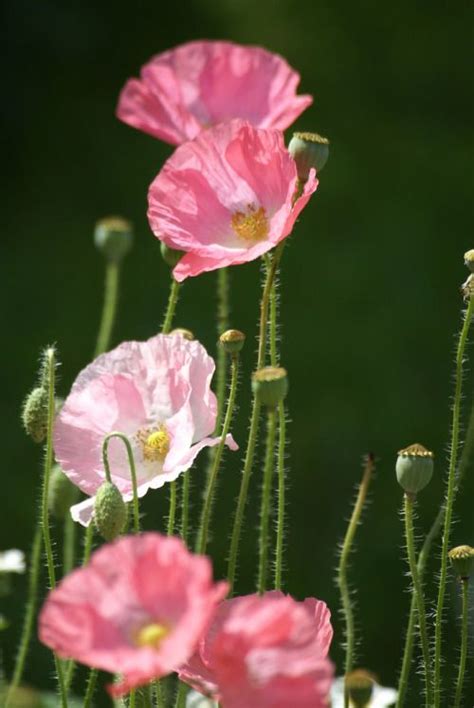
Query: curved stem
xmin=403 ymin=494 xmax=433 ymax=707
xmin=274 ymin=402 xmax=286 ymax=590
xmin=434 ymin=296 xmax=474 ymax=706
xmin=102 ymin=432 xmax=140 ymax=534
xmin=181 ymin=472 xmax=190 ymax=544
xmin=216 ymin=268 xmax=230 ymax=429
xmin=167 ymin=481 xmax=177 ymax=536
xmin=95 ymin=261 xmax=120 ymax=357
xmin=83 ymin=668 xmax=98 ymax=708
xmin=5 ymin=525 xmax=42 ymax=705
xmin=453 ymin=579 xmax=469 ymax=708
xmin=258 ymin=408 xmax=277 ymax=594
xmin=196 ymin=354 xmax=240 ymax=555
xmin=162 ymin=278 xmax=181 ymax=335
xmin=336 ymin=454 xmax=375 ymax=707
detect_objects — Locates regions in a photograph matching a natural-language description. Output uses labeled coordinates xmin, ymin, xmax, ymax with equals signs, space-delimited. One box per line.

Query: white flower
xmin=186 ymin=690 xmax=218 ymax=708
xmin=331 ymin=676 xmax=398 ymax=707
xmin=0 ymin=549 xmax=25 ymax=574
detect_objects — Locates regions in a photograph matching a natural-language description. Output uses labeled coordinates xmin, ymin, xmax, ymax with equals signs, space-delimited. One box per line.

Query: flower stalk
xmin=258 ymin=408 xmax=277 ymax=594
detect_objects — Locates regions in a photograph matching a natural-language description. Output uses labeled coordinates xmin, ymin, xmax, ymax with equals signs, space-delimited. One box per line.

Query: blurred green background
xmin=2 ymin=0 xmax=474 ymax=705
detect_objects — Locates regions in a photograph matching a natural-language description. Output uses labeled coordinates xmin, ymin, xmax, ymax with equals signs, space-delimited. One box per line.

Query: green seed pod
xmin=396 ymin=443 xmax=434 ymax=495
xmin=21 ymin=387 xmax=48 ymax=443
xmin=94 ymin=216 xmax=133 ymax=262
xmin=93 ymin=482 xmax=127 ymax=541
xmin=160 ymin=242 xmax=183 ymax=268
xmin=288 ymin=132 xmax=330 ymax=180
xmin=219 ymin=329 xmax=246 ymax=354
xmin=252 ymin=367 xmax=288 ymax=408
xmin=448 ymin=545 xmax=474 ymax=580
xmin=48 ymin=464 xmax=79 ymax=520
xmin=345 ymin=670 xmax=375 ymax=708
xmin=170 ymin=328 xmax=195 ymax=341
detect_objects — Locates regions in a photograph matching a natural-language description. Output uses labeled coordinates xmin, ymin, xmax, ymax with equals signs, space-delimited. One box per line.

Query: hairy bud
xmin=93 ymin=482 xmax=127 ymax=541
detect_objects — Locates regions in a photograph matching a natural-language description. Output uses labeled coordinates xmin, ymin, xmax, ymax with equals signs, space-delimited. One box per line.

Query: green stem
xmin=154 ymin=681 xmax=166 ymax=708
xmin=5 ymin=525 xmax=42 ymax=706
xmin=167 ymin=481 xmax=177 ymax=536
xmin=95 ymin=261 xmax=120 ymax=358
xmin=181 ymin=472 xmax=190 ymax=544
xmin=453 ymin=579 xmax=469 ymax=708
xmin=336 ymin=454 xmax=375 ymax=708
xmin=216 ymin=268 xmax=230 ymax=429
xmin=268 ymin=262 xmax=279 ymax=367
xmin=129 ymin=689 xmax=136 ymax=708
xmin=102 ymin=432 xmax=140 ymax=534
xmin=258 ymin=409 xmax=277 ymax=594
xmin=83 ymin=668 xmax=98 ymax=708
xmin=274 ymin=402 xmax=286 ymax=591
xmin=175 ymin=682 xmax=187 ymax=708
xmin=196 ymin=354 xmax=240 ymax=555
xmin=62 ymin=488 xmax=80 ymax=576
xmin=434 ymin=296 xmax=474 ymax=706
xmin=403 ymin=494 xmax=433 ymax=707
xmin=162 ymin=278 xmax=181 ymax=335
xmin=257 ymin=245 xmax=284 ymax=369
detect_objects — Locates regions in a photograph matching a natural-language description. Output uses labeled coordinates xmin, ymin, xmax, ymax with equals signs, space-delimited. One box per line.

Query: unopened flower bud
xmin=94 ymin=216 xmax=133 ymax=262
xmin=219 ymin=329 xmax=246 ymax=354
xmin=170 ymin=328 xmax=195 ymax=340
xmin=464 ymin=250 xmax=474 ymax=273
xmin=345 ymin=670 xmax=376 ymax=708
xmin=288 ymin=132 xmax=330 ymax=180
xmin=396 ymin=443 xmax=434 ymax=495
xmin=21 ymin=387 xmax=48 ymax=443
xmin=160 ymin=242 xmax=183 ymax=268
xmin=448 ymin=545 xmax=474 ymax=580
xmin=48 ymin=465 xmax=79 ymax=520
xmin=252 ymin=367 xmax=288 ymax=408
xmin=93 ymin=482 xmax=127 ymax=541
xmin=462 ymin=273 xmax=474 ymax=301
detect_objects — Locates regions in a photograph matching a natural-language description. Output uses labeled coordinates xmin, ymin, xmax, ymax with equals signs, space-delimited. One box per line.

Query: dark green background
xmin=2 ymin=0 xmax=474 ymax=705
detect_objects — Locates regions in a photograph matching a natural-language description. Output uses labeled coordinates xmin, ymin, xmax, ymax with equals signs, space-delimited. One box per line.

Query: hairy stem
xmin=181 ymin=472 xmax=190 ymax=544
xmin=274 ymin=402 xmax=287 ymax=590
xmin=162 ymin=278 xmax=181 ymax=335
xmin=83 ymin=669 xmax=99 ymax=708
xmin=216 ymin=268 xmax=230 ymax=429
xmin=453 ymin=579 xmax=469 ymax=708
xmin=102 ymin=432 xmax=140 ymax=534
xmin=258 ymin=408 xmax=277 ymax=594
xmin=167 ymin=482 xmax=177 ymax=536
xmin=95 ymin=261 xmax=120 ymax=357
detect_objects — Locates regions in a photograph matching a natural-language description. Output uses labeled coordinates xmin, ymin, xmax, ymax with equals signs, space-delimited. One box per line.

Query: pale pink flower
xmin=38 ymin=533 xmax=228 ymax=696
xmin=147 ymin=119 xmax=317 ymax=281
xmin=54 ymin=333 xmax=237 ymax=526
xmin=179 ymin=591 xmax=334 ymax=708
xmin=116 ymin=40 xmax=312 ymax=146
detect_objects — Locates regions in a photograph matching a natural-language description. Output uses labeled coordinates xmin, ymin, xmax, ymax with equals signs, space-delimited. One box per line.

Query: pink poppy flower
xmin=54 ymin=333 xmax=237 ymax=526
xmin=116 ymin=40 xmax=312 ymax=146
xmin=38 ymin=533 xmax=228 ymax=696
xmin=147 ymin=119 xmax=317 ymax=281
xmin=179 ymin=591 xmax=334 ymax=708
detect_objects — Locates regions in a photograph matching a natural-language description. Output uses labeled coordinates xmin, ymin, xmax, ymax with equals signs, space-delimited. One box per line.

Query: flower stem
xmin=216 ymin=268 xmax=230 ymax=428
xmin=83 ymin=668 xmax=98 ymax=708
xmin=403 ymin=493 xmax=433 ymax=707
xmin=161 ymin=278 xmax=181 ymax=334
xmin=257 ymin=245 xmax=284 ymax=369
xmin=181 ymin=472 xmax=190 ymax=544
xmin=274 ymin=402 xmax=286 ymax=591
xmin=5 ymin=524 xmax=42 ymax=705
xmin=175 ymin=682 xmax=187 ymax=708
xmin=336 ymin=454 xmax=375 ymax=707
xmin=258 ymin=408 xmax=277 ymax=594
xmin=433 ymin=296 xmax=474 ymax=706
xmin=102 ymin=432 xmax=140 ymax=534
xmin=196 ymin=353 xmax=240 ymax=555
xmin=453 ymin=579 xmax=469 ymax=708
xmin=95 ymin=261 xmax=120 ymax=358
xmin=154 ymin=680 xmax=166 ymax=708
xmin=62 ymin=511 xmax=77 ymax=577
xmin=167 ymin=482 xmax=177 ymax=536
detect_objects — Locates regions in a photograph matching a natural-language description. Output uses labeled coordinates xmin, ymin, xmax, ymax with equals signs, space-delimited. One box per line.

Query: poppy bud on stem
xmin=449 ymin=545 xmax=474 ymax=708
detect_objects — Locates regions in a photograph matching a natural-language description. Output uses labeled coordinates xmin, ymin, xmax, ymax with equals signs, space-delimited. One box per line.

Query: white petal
xmin=0 ymin=549 xmax=26 ymax=574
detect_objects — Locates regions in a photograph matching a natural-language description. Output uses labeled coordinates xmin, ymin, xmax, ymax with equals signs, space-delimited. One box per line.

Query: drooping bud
xmin=464 ymin=250 xmax=474 ymax=273
xmin=345 ymin=670 xmax=376 ymax=708
xmin=448 ymin=545 xmax=474 ymax=580
xmin=219 ymin=329 xmax=246 ymax=354
xmin=396 ymin=443 xmax=434 ymax=495
xmin=252 ymin=367 xmax=288 ymax=408
xmin=288 ymin=132 xmax=330 ymax=180
xmin=160 ymin=242 xmax=183 ymax=268
xmin=21 ymin=387 xmax=48 ymax=443
xmin=94 ymin=216 xmax=133 ymax=262
xmin=170 ymin=327 xmax=195 ymax=341
xmin=48 ymin=464 xmax=79 ymax=520
xmin=93 ymin=482 xmax=127 ymax=541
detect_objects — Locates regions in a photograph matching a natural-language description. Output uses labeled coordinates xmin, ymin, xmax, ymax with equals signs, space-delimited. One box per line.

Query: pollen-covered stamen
xmin=231 ymin=204 xmax=269 ymax=243
xmin=133 ymin=622 xmax=170 ymax=649
xmin=137 ymin=425 xmax=170 ymax=462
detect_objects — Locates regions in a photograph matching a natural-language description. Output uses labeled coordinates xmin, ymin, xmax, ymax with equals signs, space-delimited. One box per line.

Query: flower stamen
xmin=134 ymin=622 xmax=169 ymax=649
xmin=231 ymin=205 xmax=269 ymax=243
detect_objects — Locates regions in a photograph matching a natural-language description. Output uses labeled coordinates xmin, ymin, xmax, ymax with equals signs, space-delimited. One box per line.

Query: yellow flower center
xmin=138 ymin=426 xmax=170 ymax=462
xmin=134 ymin=622 xmax=169 ymax=649
xmin=231 ymin=205 xmax=269 ymax=243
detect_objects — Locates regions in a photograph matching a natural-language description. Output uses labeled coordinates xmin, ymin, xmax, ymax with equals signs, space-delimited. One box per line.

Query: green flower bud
xmin=219 ymin=329 xmax=246 ymax=354
xmin=21 ymin=387 xmax=48 ymax=443
xmin=252 ymin=367 xmax=288 ymax=408
xmin=464 ymin=250 xmax=474 ymax=273
xmin=93 ymin=482 xmax=127 ymax=541
xmin=288 ymin=132 xmax=330 ymax=180
xmin=448 ymin=545 xmax=474 ymax=580
xmin=94 ymin=216 xmax=133 ymax=262
xmin=345 ymin=670 xmax=375 ymax=708
xmin=160 ymin=242 xmax=183 ymax=268
xmin=170 ymin=328 xmax=195 ymax=341
xmin=48 ymin=464 xmax=79 ymax=520
xmin=396 ymin=443 xmax=434 ymax=495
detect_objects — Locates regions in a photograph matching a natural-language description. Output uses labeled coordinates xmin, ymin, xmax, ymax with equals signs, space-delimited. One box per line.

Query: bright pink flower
xmin=116 ymin=40 xmax=312 ymax=146
xmin=54 ymin=333 xmax=237 ymax=526
xmin=38 ymin=533 xmax=228 ymax=696
xmin=179 ymin=591 xmax=334 ymax=708
xmin=147 ymin=119 xmax=317 ymax=281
